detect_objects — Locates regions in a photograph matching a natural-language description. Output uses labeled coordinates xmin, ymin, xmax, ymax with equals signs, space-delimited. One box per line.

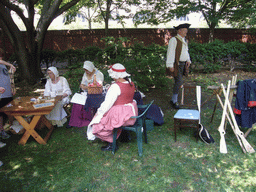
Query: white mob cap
xmin=48 ymin=66 xmax=59 ymax=78
xmin=83 ymin=61 xmax=95 ymax=72
xmin=108 ymin=63 xmax=130 ymax=79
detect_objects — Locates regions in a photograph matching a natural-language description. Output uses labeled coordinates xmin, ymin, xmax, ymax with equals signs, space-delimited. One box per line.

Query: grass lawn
xmin=1 ymin=70 xmax=256 ymax=191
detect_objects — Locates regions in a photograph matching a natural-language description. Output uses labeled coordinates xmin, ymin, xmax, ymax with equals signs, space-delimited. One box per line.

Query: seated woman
xmin=44 ymin=67 xmax=72 ymax=127
xmin=68 ymin=61 xmax=104 ymax=128
xmin=87 ymin=63 xmax=138 ymax=152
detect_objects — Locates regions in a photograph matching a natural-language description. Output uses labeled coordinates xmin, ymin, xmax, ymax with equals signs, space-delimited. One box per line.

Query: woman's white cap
xmin=48 ymin=66 xmax=59 ymax=77
xmin=83 ymin=61 xmax=95 ymax=72
xmin=108 ymin=63 xmax=130 ymax=79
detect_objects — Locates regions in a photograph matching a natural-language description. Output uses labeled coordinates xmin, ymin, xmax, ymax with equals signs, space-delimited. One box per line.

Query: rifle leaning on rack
xmin=217 ymin=80 xmax=255 ymax=154
xmin=218 ymin=81 xmax=230 ymax=154
xmin=221 ymin=82 xmax=255 ymax=153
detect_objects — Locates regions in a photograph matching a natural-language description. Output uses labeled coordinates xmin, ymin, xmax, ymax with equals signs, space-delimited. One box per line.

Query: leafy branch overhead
xmin=133 ymin=0 xmax=256 ymax=42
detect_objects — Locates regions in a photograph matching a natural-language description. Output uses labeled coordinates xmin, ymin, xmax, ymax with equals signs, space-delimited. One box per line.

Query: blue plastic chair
xmin=112 ymin=100 xmax=154 ymax=156
xmin=174 ymin=85 xmax=201 ymax=142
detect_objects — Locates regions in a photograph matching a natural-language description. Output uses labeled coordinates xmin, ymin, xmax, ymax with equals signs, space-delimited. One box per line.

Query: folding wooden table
xmin=0 ymin=96 xmax=61 ymax=145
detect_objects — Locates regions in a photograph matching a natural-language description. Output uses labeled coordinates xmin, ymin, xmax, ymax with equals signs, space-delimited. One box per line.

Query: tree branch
xmin=0 ymin=0 xmax=30 ymax=29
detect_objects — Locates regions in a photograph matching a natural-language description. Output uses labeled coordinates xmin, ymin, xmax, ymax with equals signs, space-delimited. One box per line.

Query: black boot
xmin=101 ymin=142 xmax=118 ymax=151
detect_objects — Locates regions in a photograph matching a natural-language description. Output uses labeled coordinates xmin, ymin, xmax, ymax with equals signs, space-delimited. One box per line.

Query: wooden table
xmin=0 ymin=96 xmax=61 ymax=145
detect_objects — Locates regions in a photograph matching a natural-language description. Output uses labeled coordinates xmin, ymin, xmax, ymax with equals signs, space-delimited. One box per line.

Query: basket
xmin=88 ymin=86 xmax=103 ymax=94
xmin=88 ymin=74 xmax=103 ymax=94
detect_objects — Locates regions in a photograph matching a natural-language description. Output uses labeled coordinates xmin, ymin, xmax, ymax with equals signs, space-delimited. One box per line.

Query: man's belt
xmin=179 ymin=61 xmax=186 ymax=65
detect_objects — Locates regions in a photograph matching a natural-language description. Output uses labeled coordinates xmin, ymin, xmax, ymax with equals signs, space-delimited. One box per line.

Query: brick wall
xmin=1 ymin=28 xmax=255 ymax=58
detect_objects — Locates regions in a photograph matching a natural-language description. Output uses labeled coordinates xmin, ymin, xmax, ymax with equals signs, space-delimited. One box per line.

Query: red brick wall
xmin=1 ymin=28 xmax=255 ymax=57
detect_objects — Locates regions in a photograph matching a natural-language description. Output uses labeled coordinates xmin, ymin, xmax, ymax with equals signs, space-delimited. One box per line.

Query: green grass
xmin=2 ymin=71 xmax=256 ymax=191
xmin=1 ymin=104 xmax=256 ymax=191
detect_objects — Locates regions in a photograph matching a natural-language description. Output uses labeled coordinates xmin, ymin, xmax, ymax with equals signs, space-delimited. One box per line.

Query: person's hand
xmin=186 ymin=61 xmax=191 ymax=68
xmin=11 ymin=88 xmax=16 ymax=96
xmin=0 ymin=87 xmax=6 ymax=94
xmin=80 ymin=84 xmax=88 ymax=91
xmin=63 ymin=93 xmax=68 ymax=98
xmin=10 ymin=64 xmax=16 ymax=73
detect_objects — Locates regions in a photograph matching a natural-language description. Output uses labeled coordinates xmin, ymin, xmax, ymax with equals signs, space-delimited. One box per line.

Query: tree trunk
xmin=209 ymin=27 xmax=214 ymax=43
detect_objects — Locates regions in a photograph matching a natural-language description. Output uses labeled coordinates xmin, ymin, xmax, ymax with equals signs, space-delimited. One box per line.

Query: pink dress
xmin=92 ymin=82 xmax=138 ymax=143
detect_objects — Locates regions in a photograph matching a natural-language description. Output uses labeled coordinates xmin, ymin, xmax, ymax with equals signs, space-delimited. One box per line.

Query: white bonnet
xmin=108 ymin=63 xmax=130 ymax=79
xmin=47 ymin=66 xmax=59 ymax=77
xmin=83 ymin=61 xmax=95 ymax=72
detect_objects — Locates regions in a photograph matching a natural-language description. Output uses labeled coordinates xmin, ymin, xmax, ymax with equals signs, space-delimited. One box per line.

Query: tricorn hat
xmin=174 ymin=23 xmax=191 ymax=30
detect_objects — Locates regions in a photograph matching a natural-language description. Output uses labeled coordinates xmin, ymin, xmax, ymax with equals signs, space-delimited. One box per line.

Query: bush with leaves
xmin=41 ymin=49 xmax=57 ymax=69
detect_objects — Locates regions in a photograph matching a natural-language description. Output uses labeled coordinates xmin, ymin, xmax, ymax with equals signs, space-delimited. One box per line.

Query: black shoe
xmin=101 ymin=143 xmax=118 ymax=151
xmin=66 ymin=124 xmax=72 ymax=129
xmin=170 ymin=101 xmax=180 ymax=109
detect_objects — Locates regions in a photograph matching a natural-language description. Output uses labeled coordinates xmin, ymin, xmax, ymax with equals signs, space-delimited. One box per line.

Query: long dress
xmin=87 ymin=81 xmax=138 ymax=143
xmin=68 ymin=69 xmax=104 ymax=127
xmin=44 ymin=77 xmax=72 ymax=127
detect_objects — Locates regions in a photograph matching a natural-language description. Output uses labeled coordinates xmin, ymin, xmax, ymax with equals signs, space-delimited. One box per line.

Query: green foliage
xmin=189 ymin=39 xmax=256 ymax=73
xmin=52 ymin=38 xmax=256 ymax=91
xmin=41 ymin=49 xmax=57 ymax=69
xmin=62 ymin=66 xmax=83 ymax=93
xmin=84 ymin=46 xmax=103 ymax=62
xmin=244 ymin=43 xmax=256 ymax=64
xmin=56 ymin=49 xmax=85 ymax=66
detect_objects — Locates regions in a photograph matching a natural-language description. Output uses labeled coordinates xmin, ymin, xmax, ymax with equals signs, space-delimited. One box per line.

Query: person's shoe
xmin=0 ymin=141 xmax=6 ymax=148
xmin=101 ymin=143 xmax=118 ymax=152
xmin=0 ymin=130 xmax=10 ymax=139
xmin=0 ymin=161 xmax=3 ymax=167
xmin=66 ymin=124 xmax=72 ymax=129
xmin=170 ymin=101 xmax=180 ymax=109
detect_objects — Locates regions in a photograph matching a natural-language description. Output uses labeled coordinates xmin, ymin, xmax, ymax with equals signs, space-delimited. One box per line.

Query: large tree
xmin=133 ymin=0 xmax=255 ymax=42
xmin=0 ymin=0 xmax=83 ymax=84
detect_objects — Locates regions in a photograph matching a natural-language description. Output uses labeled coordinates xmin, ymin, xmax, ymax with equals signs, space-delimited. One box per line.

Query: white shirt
xmin=44 ymin=76 xmax=72 ymax=97
xmin=81 ymin=69 xmax=104 ymax=86
xmin=95 ymin=82 xmax=122 ymax=121
xmin=166 ymin=34 xmax=191 ymax=68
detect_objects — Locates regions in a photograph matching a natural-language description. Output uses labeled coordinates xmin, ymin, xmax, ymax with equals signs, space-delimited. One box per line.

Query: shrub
xmin=41 ymin=49 xmax=57 ymax=69
xmin=60 ymin=38 xmax=256 ymax=92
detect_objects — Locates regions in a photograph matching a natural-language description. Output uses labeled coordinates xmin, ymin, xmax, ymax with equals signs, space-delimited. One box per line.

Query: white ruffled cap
xmin=83 ymin=61 xmax=95 ymax=72
xmin=108 ymin=63 xmax=130 ymax=79
xmin=48 ymin=66 xmax=59 ymax=77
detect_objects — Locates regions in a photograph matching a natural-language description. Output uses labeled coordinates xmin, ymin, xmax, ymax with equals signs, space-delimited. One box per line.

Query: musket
xmin=221 ymin=83 xmax=255 ymax=153
xmin=216 ymin=92 xmax=246 ymax=153
xmin=218 ymin=81 xmax=231 ymax=154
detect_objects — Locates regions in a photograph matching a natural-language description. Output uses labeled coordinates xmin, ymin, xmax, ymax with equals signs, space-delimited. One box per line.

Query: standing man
xmin=166 ymin=23 xmax=191 ymax=109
